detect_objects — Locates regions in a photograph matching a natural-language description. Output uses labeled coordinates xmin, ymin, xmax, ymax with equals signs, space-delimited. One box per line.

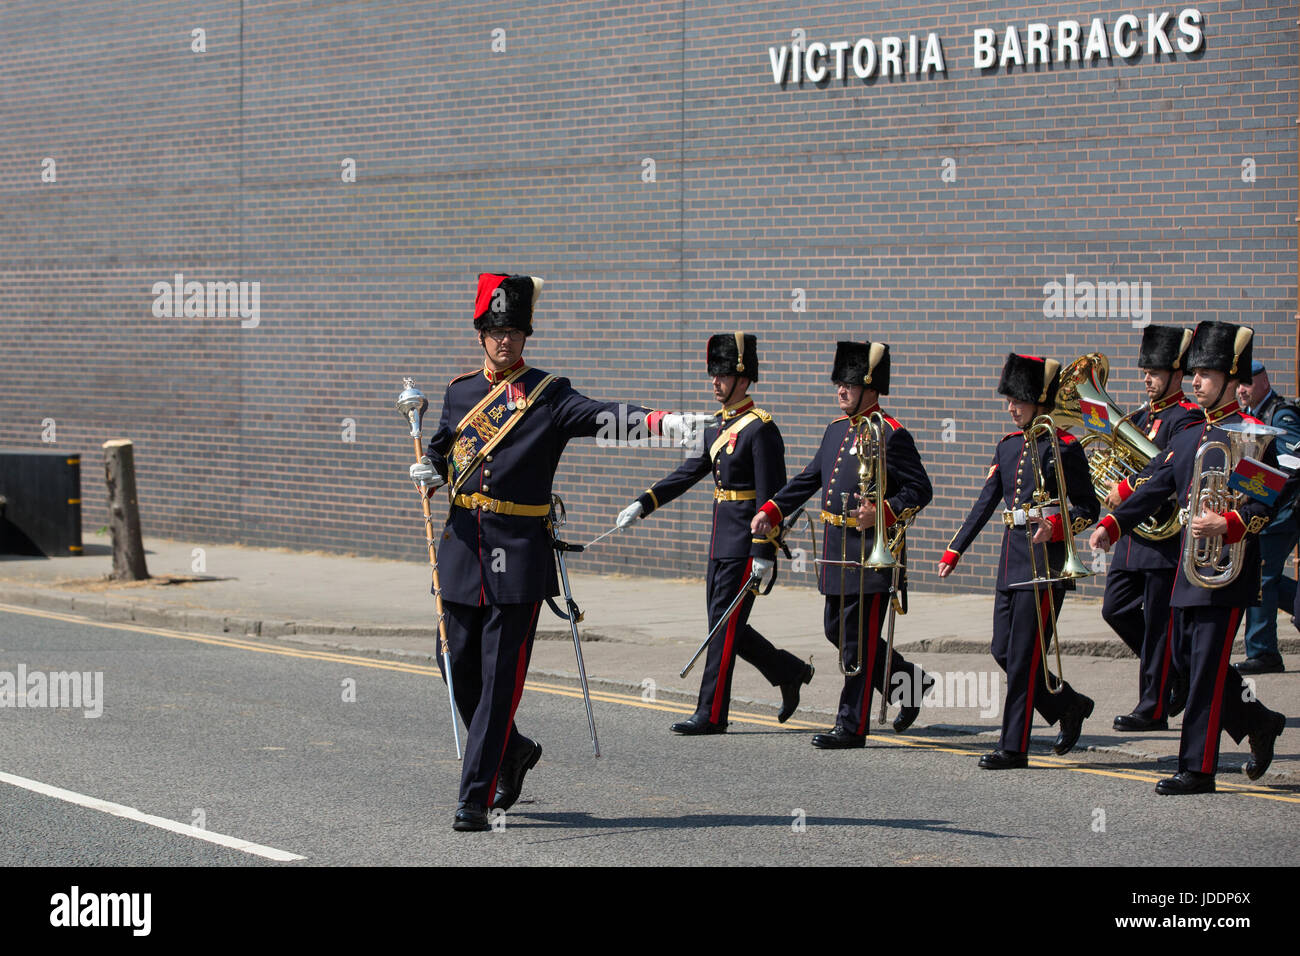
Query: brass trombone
xmin=830 ymin=413 xmax=900 ymax=677
xmin=1007 ymin=414 xmax=1094 ymax=695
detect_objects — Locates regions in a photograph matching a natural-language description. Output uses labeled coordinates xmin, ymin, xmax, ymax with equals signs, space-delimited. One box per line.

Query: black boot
xmin=778 ymin=662 xmax=815 ymax=723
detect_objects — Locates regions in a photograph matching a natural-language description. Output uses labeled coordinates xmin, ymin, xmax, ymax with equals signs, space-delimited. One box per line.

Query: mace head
xmin=396 ymin=377 xmax=428 ymax=437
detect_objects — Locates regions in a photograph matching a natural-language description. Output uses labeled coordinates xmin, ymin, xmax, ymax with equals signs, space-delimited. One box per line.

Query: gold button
xmin=482 ymin=484 xmax=490 ymax=492
xmin=485 ymin=455 xmax=493 ymax=462
xmin=483 ymin=469 xmax=491 ymax=478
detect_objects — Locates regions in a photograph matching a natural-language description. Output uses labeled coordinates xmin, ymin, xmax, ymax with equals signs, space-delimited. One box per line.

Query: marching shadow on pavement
xmin=500 ymin=811 xmax=1012 ymax=840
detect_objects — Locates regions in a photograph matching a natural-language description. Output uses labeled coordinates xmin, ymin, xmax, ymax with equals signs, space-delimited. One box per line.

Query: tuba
xmin=1181 ymin=422 xmax=1283 ymax=589
xmin=1053 ymin=353 xmax=1182 ymax=541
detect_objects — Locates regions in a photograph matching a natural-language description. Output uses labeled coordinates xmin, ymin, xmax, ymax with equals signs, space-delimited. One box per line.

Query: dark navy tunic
xmin=761 ymin=407 xmax=933 ymax=596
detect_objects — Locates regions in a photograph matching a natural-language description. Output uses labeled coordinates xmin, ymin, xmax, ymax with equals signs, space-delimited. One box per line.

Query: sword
xmin=584 ymin=524 xmax=622 ymax=550
xmin=679 ymin=507 xmax=806 ymax=679
xmin=547 ymin=494 xmax=601 ymax=757
xmin=397 ymin=378 xmax=463 ymax=760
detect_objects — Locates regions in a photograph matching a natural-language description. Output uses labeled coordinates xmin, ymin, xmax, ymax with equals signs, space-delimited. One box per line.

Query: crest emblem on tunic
xmin=727 ymin=431 xmax=738 ymax=453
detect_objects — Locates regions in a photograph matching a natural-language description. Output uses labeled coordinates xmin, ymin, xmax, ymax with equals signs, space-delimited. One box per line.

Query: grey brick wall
xmin=1 ymin=0 xmax=1295 ymax=601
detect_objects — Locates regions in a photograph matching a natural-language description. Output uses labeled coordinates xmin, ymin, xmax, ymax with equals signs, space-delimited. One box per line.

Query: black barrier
xmin=0 ymin=449 xmax=82 ymax=556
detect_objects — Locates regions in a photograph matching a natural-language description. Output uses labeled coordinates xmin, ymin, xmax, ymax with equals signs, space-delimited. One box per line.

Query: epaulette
xmin=881 ymin=414 xmax=901 ymax=431
xmin=999 ymin=430 xmax=1023 ymax=443
xmin=1178 ymin=399 xmax=1200 ymax=412
xmin=750 ymin=406 xmax=773 ymax=424
xmin=1055 ymin=427 xmax=1077 ymax=445
xmin=448 ymin=370 xmax=478 ymax=387
xmin=1242 ymin=413 xmax=1265 ymax=426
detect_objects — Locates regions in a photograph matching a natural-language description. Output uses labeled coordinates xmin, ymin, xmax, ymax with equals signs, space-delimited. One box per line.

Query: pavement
xmin=1 ymin=534 xmax=1297 ymax=781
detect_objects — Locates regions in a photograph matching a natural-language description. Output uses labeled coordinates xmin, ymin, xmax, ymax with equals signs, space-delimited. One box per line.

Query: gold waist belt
xmin=820 ymin=509 xmax=859 ymax=529
xmin=714 ymin=488 xmax=757 ymax=502
xmin=452 ymin=492 xmax=550 ymax=517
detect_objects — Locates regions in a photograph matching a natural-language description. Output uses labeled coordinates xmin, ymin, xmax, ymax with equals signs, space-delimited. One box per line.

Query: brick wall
xmin=1 ymin=0 xmax=1295 ymax=600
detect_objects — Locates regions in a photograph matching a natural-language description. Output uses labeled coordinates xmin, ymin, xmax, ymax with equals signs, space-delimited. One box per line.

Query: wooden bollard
xmin=102 ymin=439 xmax=149 ymax=581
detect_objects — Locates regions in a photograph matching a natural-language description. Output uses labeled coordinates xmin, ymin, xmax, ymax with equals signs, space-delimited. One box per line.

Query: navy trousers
xmin=1176 ymin=606 xmax=1271 ymax=775
xmin=823 ymin=590 xmax=921 ymax=736
xmin=695 ymin=557 xmax=805 ymax=726
xmin=1101 ymin=567 xmax=1180 ymax=720
xmin=439 ymin=600 xmax=542 ymax=807
xmin=992 ymin=587 xmax=1084 ymax=753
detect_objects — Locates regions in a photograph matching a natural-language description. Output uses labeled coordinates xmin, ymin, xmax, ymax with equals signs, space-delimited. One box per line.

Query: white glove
xmin=752 ymin=557 xmax=774 ymax=589
xmin=409 ymin=460 xmax=444 ymax=490
xmin=659 ymin=412 xmax=705 ymax=449
xmin=617 ymin=501 xmax=644 ymax=528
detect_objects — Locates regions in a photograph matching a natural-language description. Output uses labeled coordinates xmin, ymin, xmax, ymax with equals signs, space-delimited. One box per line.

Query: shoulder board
xmin=999 ymin=430 xmax=1023 ymax=443
xmin=1241 ymin=413 xmax=1265 ymax=426
xmin=1178 ymin=399 xmax=1200 ymax=411
xmin=749 ymin=406 xmax=773 ymax=424
xmin=448 ymin=370 xmax=479 ymax=387
xmin=881 ymin=414 xmax=902 ymax=431
xmin=831 ymin=414 xmax=849 ymax=424
xmin=1055 ymin=427 xmax=1076 ymax=445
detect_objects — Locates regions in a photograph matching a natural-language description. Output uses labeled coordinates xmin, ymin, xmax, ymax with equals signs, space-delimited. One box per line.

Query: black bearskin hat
xmin=1138 ymin=325 xmax=1194 ymax=372
xmin=473 ymin=273 xmax=544 ymax=336
xmin=831 ymin=341 xmax=890 ymax=394
xmin=998 ymin=353 xmax=1061 ymax=406
xmin=1185 ymin=321 xmax=1254 ymax=382
xmin=707 ymin=333 xmax=759 ymax=382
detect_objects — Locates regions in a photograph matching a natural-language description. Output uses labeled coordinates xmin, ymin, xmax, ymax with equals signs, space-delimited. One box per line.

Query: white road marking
xmin=0 ymin=770 xmax=306 ymax=862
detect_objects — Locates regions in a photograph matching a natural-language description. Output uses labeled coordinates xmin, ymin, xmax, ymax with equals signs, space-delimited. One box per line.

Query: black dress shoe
xmin=1237 ymin=657 xmax=1284 ymax=675
xmin=494 ymin=738 xmax=542 ymax=812
xmin=1167 ymin=677 xmax=1188 ymax=719
xmin=453 ymin=801 xmax=490 ymax=832
xmin=1245 ymin=710 xmax=1286 ymax=781
xmin=1053 ymin=694 xmax=1094 ymax=755
xmin=978 ymin=749 xmax=1028 ymax=769
xmin=778 ymin=662 xmax=815 ymax=723
xmin=1113 ymin=713 xmax=1169 ymax=732
xmin=892 ymin=671 xmax=935 ymax=733
xmin=670 ymin=714 xmax=726 ymax=735
xmin=1155 ymin=771 xmax=1215 ymax=795
xmin=811 ymin=726 xmax=865 ymax=749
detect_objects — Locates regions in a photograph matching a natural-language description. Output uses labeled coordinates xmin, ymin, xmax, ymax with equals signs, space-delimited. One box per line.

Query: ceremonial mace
xmin=396 ymin=378 xmax=463 ymax=759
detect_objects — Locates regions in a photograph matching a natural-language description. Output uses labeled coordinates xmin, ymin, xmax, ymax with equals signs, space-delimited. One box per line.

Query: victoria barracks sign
xmin=767 ymin=7 xmax=1206 ymax=84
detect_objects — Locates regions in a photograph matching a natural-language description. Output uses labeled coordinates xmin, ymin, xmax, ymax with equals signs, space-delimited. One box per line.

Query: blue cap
xmin=1251 ymin=359 xmax=1265 ymax=376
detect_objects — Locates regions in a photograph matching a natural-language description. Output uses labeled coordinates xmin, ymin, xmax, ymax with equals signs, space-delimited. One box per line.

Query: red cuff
xmin=1117 ymin=478 xmax=1133 ymax=501
xmin=1099 ymin=514 xmax=1121 ymax=545
xmin=882 ymin=499 xmax=897 ymax=529
xmin=759 ymin=500 xmax=783 ymax=526
xmin=1223 ymin=510 xmax=1247 ymax=544
xmin=940 ymin=548 xmax=960 ymax=568
xmin=1047 ymin=513 xmax=1064 ymax=542
xmin=646 ymin=410 xmax=667 ymax=435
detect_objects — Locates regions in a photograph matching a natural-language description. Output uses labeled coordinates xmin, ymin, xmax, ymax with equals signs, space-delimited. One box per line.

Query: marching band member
xmin=938 ymin=354 xmax=1098 ymax=769
xmin=410 ymin=273 xmax=697 ymax=830
xmin=752 ymin=341 xmax=933 ymax=749
xmin=617 ymin=334 xmax=813 ymax=734
xmin=1099 ymin=326 xmax=1201 ymax=732
xmin=1090 ymin=321 xmax=1288 ymax=794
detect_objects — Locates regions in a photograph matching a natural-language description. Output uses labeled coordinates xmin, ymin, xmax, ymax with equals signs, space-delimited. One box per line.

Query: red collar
xmin=1205 ymin=399 xmax=1240 ymax=425
xmin=841 ymin=402 xmax=881 ymax=425
xmin=720 ymin=397 xmax=755 ymax=420
xmin=483 ymin=358 xmax=526 ymax=385
xmin=1149 ymin=391 xmax=1188 ymax=414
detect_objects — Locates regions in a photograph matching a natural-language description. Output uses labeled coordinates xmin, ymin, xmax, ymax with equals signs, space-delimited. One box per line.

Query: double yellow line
xmin=2 ymin=602 xmax=1295 ymax=805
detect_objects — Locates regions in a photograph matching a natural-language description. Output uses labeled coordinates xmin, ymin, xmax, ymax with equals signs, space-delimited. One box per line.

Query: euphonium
xmin=1053 ymin=353 xmax=1181 ymax=541
xmin=1181 ymin=422 xmax=1283 ymax=589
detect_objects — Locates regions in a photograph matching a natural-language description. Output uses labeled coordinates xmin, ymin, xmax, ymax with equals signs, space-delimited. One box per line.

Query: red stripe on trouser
xmin=1201 ymin=607 xmax=1242 ymax=775
xmin=856 ymin=592 xmax=883 ymax=736
xmin=487 ymin=601 xmax=541 ymax=807
xmin=1153 ymin=610 xmax=1175 ymax=719
xmin=710 ymin=559 xmax=752 ymax=725
xmin=1022 ymin=589 xmax=1052 ymax=752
